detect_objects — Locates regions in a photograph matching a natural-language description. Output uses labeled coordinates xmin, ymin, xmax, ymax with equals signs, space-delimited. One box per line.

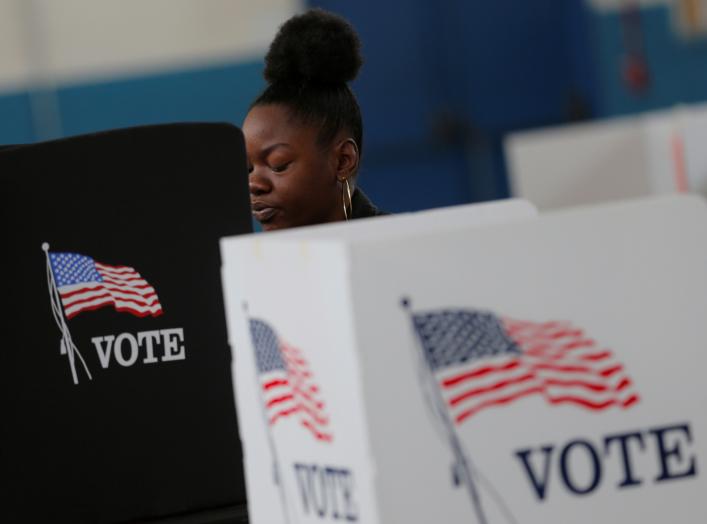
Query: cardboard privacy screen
xmin=1 ymin=124 xmax=251 ymax=523
xmin=221 ymin=195 xmax=706 ymax=523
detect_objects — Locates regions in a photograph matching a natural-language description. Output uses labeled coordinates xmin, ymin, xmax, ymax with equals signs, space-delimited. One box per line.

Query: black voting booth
xmin=0 ymin=124 xmax=251 ymax=523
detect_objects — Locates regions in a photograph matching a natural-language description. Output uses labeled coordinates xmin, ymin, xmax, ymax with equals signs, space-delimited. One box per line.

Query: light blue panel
xmin=0 ymin=92 xmax=35 ymax=145
xmin=57 ymin=60 xmax=265 ymax=137
xmin=593 ymin=5 xmax=707 ymax=117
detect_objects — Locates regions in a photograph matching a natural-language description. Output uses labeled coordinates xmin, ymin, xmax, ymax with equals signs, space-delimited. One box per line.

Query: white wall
xmin=0 ymin=0 xmax=302 ymax=93
xmin=0 ymin=0 xmax=33 ymax=91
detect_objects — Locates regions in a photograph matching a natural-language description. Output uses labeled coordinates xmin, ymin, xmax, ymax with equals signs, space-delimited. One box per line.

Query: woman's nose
xmin=249 ymin=168 xmax=272 ymax=197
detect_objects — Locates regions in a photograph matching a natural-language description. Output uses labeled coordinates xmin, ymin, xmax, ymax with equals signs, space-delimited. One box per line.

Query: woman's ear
xmin=334 ymin=138 xmax=359 ymax=181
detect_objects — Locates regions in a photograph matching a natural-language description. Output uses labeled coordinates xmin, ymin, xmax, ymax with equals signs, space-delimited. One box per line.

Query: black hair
xmin=251 ymin=9 xmax=364 ymax=162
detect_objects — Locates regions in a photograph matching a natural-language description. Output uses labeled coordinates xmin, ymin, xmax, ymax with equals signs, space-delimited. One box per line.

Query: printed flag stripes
xmin=412 ymin=309 xmax=639 ymax=425
xmin=249 ymin=319 xmax=333 ymax=442
xmin=48 ymin=252 xmax=163 ymax=319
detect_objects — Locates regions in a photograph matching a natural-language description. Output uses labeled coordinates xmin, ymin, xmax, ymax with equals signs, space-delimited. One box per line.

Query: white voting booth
xmin=221 ymin=195 xmax=706 ymax=523
xmin=506 ymin=103 xmax=707 ymax=211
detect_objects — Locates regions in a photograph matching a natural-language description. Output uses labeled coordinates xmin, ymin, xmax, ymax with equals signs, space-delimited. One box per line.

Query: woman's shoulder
xmin=351 ymin=187 xmax=389 ymax=219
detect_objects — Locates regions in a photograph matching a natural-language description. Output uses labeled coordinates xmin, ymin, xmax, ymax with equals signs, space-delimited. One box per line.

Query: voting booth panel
xmin=221 ymin=200 xmax=538 ymax=524
xmin=506 ymin=104 xmax=707 ymax=211
xmin=0 ymin=124 xmax=250 ymax=523
xmin=222 ymin=195 xmax=706 ymax=523
xmin=348 ymin=195 xmax=706 ymax=523
xmin=506 ymin=117 xmax=652 ymax=210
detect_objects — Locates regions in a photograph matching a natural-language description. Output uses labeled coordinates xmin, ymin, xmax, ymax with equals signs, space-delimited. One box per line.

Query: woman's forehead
xmin=244 ymin=104 xmax=314 ymax=144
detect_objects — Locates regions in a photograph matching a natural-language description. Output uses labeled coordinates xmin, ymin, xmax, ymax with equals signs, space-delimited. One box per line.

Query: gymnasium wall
xmin=2 ymin=0 xmax=707 ymax=212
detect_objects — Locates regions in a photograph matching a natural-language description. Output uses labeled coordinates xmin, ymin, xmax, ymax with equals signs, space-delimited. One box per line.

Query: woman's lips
xmin=252 ymin=206 xmax=278 ymax=222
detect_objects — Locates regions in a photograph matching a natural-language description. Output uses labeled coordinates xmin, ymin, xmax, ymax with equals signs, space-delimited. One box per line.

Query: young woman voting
xmin=244 ymin=9 xmax=386 ymax=231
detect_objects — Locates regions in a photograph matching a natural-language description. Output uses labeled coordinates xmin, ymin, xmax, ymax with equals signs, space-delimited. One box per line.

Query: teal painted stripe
xmin=0 ymin=59 xmax=265 ymax=145
xmin=0 ymin=92 xmax=34 ymax=145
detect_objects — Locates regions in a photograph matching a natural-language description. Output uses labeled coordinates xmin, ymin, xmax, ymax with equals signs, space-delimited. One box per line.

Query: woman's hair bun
xmin=264 ymin=8 xmax=363 ymax=86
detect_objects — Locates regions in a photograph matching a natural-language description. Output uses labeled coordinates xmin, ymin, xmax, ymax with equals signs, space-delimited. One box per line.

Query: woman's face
xmin=243 ymin=104 xmax=344 ymax=231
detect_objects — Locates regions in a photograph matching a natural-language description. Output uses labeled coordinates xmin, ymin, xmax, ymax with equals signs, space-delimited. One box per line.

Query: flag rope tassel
xmin=44 ymin=244 xmax=92 ymax=385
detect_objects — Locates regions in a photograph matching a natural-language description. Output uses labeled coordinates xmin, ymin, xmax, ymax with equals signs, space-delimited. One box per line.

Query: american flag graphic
xmin=412 ymin=308 xmax=640 ymax=425
xmin=249 ymin=319 xmax=333 ymax=443
xmin=48 ymin=252 xmax=163 ymax=320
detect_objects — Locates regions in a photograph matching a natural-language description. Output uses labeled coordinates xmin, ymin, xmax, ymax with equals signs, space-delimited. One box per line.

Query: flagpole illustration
xmin=43 ymin=243 xmax=92 ymax=385
xmin=243 ymin=303 xmax=292 ymax=524
xmin=402 ymin=298 xmax=487 ymax=524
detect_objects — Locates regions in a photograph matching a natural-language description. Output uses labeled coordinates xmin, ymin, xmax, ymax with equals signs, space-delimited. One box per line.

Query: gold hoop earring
xmin=340 ymin=178 xmax=353 ymax=221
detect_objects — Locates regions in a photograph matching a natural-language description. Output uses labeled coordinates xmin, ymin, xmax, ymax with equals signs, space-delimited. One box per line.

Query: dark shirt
xmin=351 ymin=188 xmax=388 ymax=219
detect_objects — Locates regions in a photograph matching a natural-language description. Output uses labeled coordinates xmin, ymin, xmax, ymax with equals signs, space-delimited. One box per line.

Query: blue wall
xmin=3 ymin=1 xmax=707 ymax=212
xmin=2 ymin=2 xmax=588 ymax=213
xmin=0 ymin=60 xmax=264 ymax=145
xmin=310 ymin=0 xmax=594 ymax=211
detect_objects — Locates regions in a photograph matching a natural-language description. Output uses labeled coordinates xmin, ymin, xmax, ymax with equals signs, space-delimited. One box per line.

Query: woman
xmin=243 ymin=8 xmax=386 ymax=231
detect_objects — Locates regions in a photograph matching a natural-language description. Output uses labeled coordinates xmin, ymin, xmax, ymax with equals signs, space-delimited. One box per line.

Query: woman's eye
xmin=272 ymin=162 xmax=291 ymax=173
xmin=247 ymin=165 xmax=254 ymax=174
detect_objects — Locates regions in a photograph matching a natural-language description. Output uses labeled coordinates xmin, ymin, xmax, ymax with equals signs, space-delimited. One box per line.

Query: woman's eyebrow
xmin=261 ymin=142 xmax=292 ymax=157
